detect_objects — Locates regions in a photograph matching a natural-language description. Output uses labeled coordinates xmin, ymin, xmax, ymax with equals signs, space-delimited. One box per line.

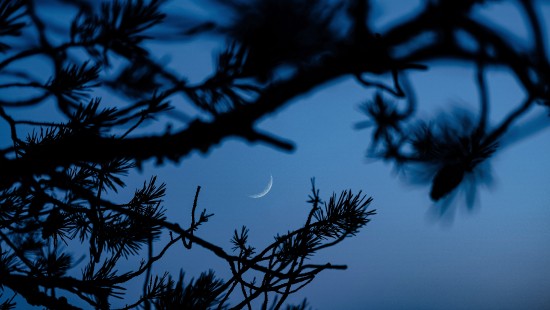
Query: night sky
xmin=125 ymin=1 xmax=550 ymax=309
xmin=2 ymin=0 xmax=550 ymax=309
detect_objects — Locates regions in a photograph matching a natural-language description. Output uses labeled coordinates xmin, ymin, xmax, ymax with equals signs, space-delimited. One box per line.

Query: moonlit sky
xmin=2 ymin=1 xmax=550 ymax=309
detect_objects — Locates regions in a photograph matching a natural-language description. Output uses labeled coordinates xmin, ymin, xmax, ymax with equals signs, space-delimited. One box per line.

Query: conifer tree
xmin=0 ymin=0 xmax=548 ymax=308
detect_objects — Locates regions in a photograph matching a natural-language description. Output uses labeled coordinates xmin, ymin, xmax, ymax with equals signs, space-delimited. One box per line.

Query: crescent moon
xmin=249 ymin=174 xmax=273 ymax=198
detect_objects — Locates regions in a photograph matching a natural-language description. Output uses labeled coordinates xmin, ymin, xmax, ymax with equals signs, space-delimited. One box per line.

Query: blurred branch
xmin=1 ymin=0 xmax=548 ymax=307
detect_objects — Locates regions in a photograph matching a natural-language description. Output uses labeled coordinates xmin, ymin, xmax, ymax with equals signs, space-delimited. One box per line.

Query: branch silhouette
xmin=0 ymin=0 xmax=548 ymax=308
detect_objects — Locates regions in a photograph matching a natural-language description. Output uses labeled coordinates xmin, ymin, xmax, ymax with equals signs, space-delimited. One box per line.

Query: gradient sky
xmin=2 ymin=1 xmax=550 ymax=309
xmin=147 ymin=1 xmax=550 ymax=309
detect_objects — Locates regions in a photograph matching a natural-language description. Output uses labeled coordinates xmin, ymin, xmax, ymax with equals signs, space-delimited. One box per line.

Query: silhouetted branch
xmin=483 ymin=96 xmax=536 ymax=147
xmin=475 ymin=57 xmax=489 ymax=137
xmin=1 ymin=0 xmax=548 ymax=307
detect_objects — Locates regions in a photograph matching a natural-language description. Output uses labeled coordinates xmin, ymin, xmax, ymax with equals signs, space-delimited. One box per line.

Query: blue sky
xmin=145 ymin=72 xmax=550 ymax=309
xmin=2 ymin=0 xmax=550 ymax=309
xmin=137 ymin=1 xmax=550 ymax=309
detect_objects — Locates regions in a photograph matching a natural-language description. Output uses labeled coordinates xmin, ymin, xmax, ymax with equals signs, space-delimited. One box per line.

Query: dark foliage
xmin=352 ymin=1 xmax=549 ymax=207
xmin=0 ymin=0 xmax=548 ymax=308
